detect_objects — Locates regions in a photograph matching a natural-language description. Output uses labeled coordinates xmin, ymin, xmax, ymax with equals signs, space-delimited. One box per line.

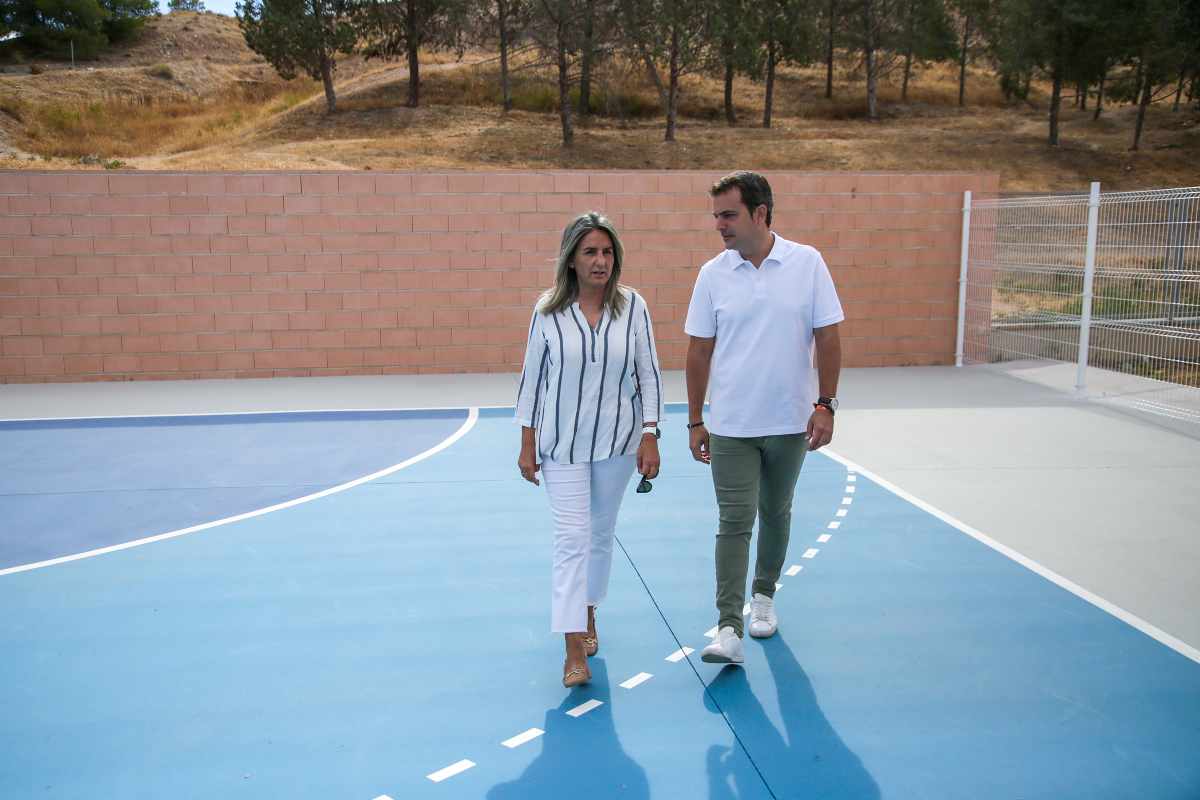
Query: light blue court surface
xmin=1 ymin=405 xmax=1198 ymax=799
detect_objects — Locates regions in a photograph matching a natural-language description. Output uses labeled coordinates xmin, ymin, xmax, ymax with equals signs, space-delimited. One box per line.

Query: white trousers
xmin=542 ymin=455 xmax=637 ymax=633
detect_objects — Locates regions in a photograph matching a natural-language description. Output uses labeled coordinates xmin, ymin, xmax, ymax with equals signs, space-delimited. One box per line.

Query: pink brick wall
xmin=0 ymin=170 xmax=999 ymax=383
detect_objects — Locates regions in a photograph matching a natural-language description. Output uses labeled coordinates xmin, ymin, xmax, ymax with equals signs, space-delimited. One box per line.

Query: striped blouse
xmin=515 ymin=288 xmax=664 ymax=464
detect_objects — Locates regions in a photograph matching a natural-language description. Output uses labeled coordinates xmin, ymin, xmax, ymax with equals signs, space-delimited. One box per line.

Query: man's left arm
xmin=807 ymin=323 xmax=841 ymax=451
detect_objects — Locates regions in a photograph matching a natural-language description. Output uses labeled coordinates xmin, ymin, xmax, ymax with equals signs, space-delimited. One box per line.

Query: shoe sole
xmin=700 ymin=651 xmax=744 ymax=664
xmin=748 ymin=627 xmax=776 ymax=639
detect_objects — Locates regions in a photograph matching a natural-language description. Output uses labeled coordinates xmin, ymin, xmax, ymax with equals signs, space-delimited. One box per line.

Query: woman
xmin=515 ymin=211 xmax=663 ymax=688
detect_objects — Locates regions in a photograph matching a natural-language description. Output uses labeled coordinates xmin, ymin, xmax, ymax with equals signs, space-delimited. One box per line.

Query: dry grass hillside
xmin=1 ymin=11 xmax=1197 ymax=191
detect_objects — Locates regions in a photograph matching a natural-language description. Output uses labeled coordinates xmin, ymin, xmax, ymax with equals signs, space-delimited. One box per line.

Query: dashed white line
xmin=620 ymin=672 xmax=654 ymax=689
xmin=418 ymin=462 xmax=866 ymax=790
xmin=427 ymin=759 xmax=475 ymax=783
xmin=828 ymin=521 xmax=841 ymax=529
xmin=666 ymin=647 xmax=694 ymax=662
xmin=501 ymin=728 xmax=544 ymax=749
xmin=566 ymin=699 xmax=603 ymax=718
xmin=372 ymin=795 xmax=394 ymax=800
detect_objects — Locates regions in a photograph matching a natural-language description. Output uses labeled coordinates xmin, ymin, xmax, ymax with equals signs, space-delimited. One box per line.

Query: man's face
xmin=712 ymin=188 xmax=763 ymax=253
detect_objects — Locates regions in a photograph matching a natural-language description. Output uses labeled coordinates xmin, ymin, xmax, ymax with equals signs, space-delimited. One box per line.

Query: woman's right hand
xmin=518 ymin=444 xmax=540 ymax=486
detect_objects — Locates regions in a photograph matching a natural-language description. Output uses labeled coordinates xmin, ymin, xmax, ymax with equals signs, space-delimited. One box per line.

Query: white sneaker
xmin=748 ymin=593 xmax=777 ymax=639
xmin=700 ymin=625 xmax=744 ymax=664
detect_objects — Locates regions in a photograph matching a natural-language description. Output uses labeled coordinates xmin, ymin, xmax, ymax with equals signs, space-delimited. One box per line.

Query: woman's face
xmin=572 ymin=229 xmax=615 ymax=294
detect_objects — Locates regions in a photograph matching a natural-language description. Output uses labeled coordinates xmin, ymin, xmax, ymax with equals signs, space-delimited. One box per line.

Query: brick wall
xmin=0 ymin=170 xmax=999 ymax=383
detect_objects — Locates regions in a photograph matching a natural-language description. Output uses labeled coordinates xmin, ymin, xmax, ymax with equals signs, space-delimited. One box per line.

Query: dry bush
xmin=18 ymin=78 xmax=317 ymax=158
xmin=417 ymin=57 xmax=662 ymax=119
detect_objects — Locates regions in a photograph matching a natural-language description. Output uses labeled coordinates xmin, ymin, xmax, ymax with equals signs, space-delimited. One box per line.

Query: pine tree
xmin=353 ymin=0 xmax=469 ymax=108
xmin=237 ymin=0 xmax=356 ymax=113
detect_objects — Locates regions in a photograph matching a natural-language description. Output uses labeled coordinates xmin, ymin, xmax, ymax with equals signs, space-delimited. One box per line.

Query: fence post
xmin=955 ymin=190 xmax=972 ymax=367
xmin=1075 ymin=181 xmax=1101 ymax=395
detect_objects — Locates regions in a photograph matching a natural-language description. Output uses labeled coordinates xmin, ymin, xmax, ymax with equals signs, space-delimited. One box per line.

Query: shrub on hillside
xmin=3 ymin=0 xmax=157 ymax=60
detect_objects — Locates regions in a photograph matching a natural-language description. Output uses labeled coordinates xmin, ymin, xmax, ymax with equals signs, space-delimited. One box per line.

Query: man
xmin=686 ymin=171 xmax=844 ymax=665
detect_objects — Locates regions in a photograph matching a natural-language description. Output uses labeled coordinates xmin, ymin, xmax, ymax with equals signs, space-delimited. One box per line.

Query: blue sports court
xmin=2 ymin=370 xmax=1198 ymax=799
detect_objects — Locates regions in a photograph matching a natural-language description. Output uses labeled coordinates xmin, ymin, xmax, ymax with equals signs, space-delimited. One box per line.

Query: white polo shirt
xmin=684 ymin=233 xmax=844 ymax=437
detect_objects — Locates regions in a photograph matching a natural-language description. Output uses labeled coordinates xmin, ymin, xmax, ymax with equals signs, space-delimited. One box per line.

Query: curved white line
xmin=0 ymin=408 xmax=480 ymax=577
xmin=821 ymin=447 xmax=1200 ymax=666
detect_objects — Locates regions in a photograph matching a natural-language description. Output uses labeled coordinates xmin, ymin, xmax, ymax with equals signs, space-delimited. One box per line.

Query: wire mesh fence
xmin=960 ymin=185 xmax=1200 ymax=425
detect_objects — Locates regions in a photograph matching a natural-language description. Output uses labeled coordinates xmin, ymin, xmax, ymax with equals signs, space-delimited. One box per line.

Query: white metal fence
xmin=957 ymin=184 xmax=1200 ymax=425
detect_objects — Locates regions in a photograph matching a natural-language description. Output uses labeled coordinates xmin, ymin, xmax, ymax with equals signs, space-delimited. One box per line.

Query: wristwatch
xmin=642 ymin=423 xmax=661 ymax=439
xmin=814 ymin=396 xmax=838 ymax=415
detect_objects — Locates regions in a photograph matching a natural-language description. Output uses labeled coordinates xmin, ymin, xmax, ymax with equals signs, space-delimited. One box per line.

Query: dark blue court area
xmin=1 ymin=406 xmax=1197 ymax=799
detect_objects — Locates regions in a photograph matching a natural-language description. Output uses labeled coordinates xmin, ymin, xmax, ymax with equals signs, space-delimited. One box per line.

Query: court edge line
xmin=0 ymin=405 xmax=509 ymax=423
xmin=821 ymin=447 xmax=1200 ymax=666
xmin=0 ymin=408 xmax=480 ymax=578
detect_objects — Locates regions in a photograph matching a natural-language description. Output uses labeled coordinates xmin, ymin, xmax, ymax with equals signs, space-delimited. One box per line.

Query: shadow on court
xmin=705 ymin=634 xmax=880 ymax=800
xmin=486 ymin=658 xmax=649 ymax=800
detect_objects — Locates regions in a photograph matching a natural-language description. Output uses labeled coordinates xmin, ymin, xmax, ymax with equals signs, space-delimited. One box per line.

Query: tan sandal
xmin=562 ymin=662 xmax=590 ymax=688
xmin=585 ymin=607 xmax=599 ymax=656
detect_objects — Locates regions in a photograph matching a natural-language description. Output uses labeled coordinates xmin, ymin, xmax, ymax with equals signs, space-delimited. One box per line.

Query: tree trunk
xmin=665 ymin=23 xmax=680 ymax=141
xmin=958 ymin=14 xmax=970 ymax=107
xmin=724 ymin=53 xmax=736 ymax=126
xmin=901 ymin=0 xmax=913 ymax=102
xmin=1132 ymin=61 xmax=1151 ymax=151
xmin=639 ymin=42 xmax=668 ymax=111
xmin=865 ymin=0 xmax=877 ymax=120
xmin=1093 ymin=68 xmax=1105 ymax=120
xmin=825 ymin=0 xmax=835 ymax=99
xmin=902 ymin=49 xmax=912 ymax=102
xmin=1048 ymin=69 xmax=1061 ymax=145
xmin=405 ymin=0 xmax=419 ymax=107
xmin=320 ymin=53 xmax=337 ymax=113
xmin=1173 ymin=66 xmax=1185 ymax=111
xmin=1079 ymin=80 xmax=1087 ymax=110
xmin=763 ymin=38 xmax=776 ymax=128
xmin=579 ymin=0 xmax=594 ymax=116
xmin=499 ymin=0 xmax=512 ymax=111
xmin=557 ymin=8 xmax=573 ymax=145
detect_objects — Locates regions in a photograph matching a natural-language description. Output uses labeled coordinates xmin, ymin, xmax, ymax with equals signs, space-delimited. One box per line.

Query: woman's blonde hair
xmin=539 ymin=211 xmax=628 ymax=316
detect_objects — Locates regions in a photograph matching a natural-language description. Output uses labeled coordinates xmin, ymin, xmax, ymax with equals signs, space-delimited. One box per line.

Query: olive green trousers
xmin=709 ymin=432 xmax=808 ymax=637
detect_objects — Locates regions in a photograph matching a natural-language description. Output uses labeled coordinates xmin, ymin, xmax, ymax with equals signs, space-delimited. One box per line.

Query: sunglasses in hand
xmin=636 ymin=476 xmax=653 ymax=494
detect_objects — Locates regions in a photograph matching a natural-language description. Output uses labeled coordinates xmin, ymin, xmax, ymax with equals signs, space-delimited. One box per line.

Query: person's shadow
xmin=704 ymin=634 xmax=880 ymax=800
xmin=487 ymin=657 xmax=649 ymax=800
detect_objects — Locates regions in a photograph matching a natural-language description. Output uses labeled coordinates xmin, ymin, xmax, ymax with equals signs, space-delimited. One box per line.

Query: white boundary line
xmin=0 ymin=408 xmax=480 ymax=578
xmin=821 ymin=447 xmax=1200 ymax=665
xmin=0 ymin=405 xmax=507 ymax=424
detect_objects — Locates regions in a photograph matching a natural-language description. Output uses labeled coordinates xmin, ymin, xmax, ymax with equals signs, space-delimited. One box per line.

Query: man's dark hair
xmin=710 ymin=171 xmax=773 ymax=226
